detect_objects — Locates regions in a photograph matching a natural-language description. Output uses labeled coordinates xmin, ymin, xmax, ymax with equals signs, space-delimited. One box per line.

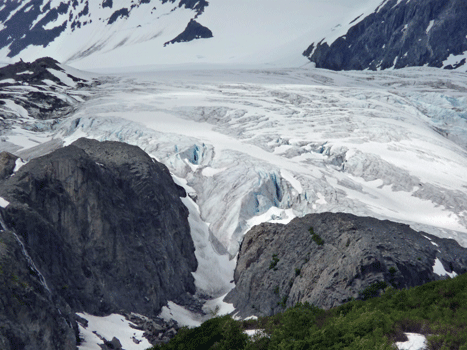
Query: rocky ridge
xmin=303 ymin=0 xmax=467 ymax=70
xmin=225 ymin=212 xmax=467 ymax=318
xmin=0 ymin=0 xmax=210 ymax=59
xmin=0 ymin=138 xmax=198 ymax=349
xmin=0 ymin=57 xmax=93 ymax=158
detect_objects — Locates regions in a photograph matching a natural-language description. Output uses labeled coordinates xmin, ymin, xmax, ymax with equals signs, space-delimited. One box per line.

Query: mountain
xmin=0 ymin=137 xmax=198 ymax=349
xmin=1 ymin=0 xmax=467 ymax=71
xmin=303 ymin=0 xmax=467 ymax=71
xmin=225 ymin=212 xmax=467 ymax=318
xmin=1 ymin=1 xmax=467 ymax=347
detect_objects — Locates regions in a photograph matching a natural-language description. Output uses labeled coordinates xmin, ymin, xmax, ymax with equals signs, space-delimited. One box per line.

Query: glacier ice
xmin=3 ymin=66 xmax=467 ymax=299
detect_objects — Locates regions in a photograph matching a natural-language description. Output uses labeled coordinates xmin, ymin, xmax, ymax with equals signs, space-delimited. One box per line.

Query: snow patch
xmin=442 ymin=52 xmax=467 ymax=71
xmin=76 ymin=313 xmax=151 ymax=350
xmin=432 ymin=258 xmax=457 ymax=278
xmin=14 ymin=158 xmax=28 ymax=172
xmin=202 ymin=293 xmax=236 ymax=317
xmin=246 ymin=207 xmax=296 ymax=232
xmin=0 ymin=197 xmax=9 ymax=208
xmin=0 ymin=79 xmax=16 ymax=84
xmin=244 ymin=329 xmax=268 ymax=337
xmin=159 ymin=302 xmax=204 ymax=328
xmin=47 ymin=68 xmax=77 ymax=87
xmin=396 ymin=333 xmax=427 ymax=350
xmin=425 ymin=20 xmax=435 ymax=34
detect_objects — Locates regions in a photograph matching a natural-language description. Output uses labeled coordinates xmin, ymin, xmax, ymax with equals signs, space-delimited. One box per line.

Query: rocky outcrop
xmin=164 ymin=19 xmax=213 ymax=46
xmin=0 ymin=138 xmax=198 ymax=349
xmin=0 ymin=152 xmax=17 ymax=180
xmin=225 ymin=212 xmax=467 ymax=318
xmin=0 ymin=57 xmax=92 ymax=122
xmin=303 ymin=0 xmax=467 ymax=70
xmin=0 ymin=228 xmax=78 ymax=350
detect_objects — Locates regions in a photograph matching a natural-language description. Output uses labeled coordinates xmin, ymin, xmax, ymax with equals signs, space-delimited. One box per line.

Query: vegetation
xmin=359 ymin=281 xmax=388 ymax=300
xmin=269 ymin=254 xmax=280 ymax=270
xmin=309 ymin=227 xmax=324 ymax=246
xmin=150 ymin=272 xmax=467 ymax=350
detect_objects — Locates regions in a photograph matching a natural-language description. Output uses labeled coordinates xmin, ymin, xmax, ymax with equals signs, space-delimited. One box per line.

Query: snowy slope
xmin=0 ymin=0 xmax=385 ymax=70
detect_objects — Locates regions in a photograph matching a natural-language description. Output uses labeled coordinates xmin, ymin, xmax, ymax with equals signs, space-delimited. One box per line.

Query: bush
xmin=309 ymin=227 xmax=324 ymax=246
xmin=155 ymin=273 xmax=467 ymax=350
xmin=269 ymin=254 xmax=280 ymax=270
xmin=359 ymin=281 xmax=388 ymax=300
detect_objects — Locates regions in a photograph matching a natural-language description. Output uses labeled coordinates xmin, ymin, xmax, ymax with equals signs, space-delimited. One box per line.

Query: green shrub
xmin=154 ymin=273 xmax=467 ymax=350
xmin=309 ymin=227 xmax=324 ymax=245
xmin=278 ymin=296 xmax=288 ymax=308
xmin=359 ymin=281 xmax=388 ymax=300
xmin=269 ymin=254 xmax=279 ymax=270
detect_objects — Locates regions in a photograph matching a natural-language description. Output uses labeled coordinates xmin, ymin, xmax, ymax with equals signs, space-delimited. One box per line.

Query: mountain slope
xmin=0 ymin=0 xmax=387 ymax=69
xmin=304 ymin=0 xmax=467 ymax=71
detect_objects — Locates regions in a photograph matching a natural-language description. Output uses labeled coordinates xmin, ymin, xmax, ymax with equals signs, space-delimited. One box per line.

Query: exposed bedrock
xmin=226 ymin=212 xmax=467 ymax=318
xmin=304 ymin=0 xmax=467 ymax=70
xmin=0 ymin=138 xmax=198 ymax=349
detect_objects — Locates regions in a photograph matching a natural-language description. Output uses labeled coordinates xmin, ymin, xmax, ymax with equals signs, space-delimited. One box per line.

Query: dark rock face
xmin=0 ymin=152 xmax=17 ymax=180
xmin=0 ymin=57 xmax=91 ymax=121
xmin=0 ymin=138 xmax=198 ymax=349
xmin=225 ymin=212 xmax=467 ymax=317
xmin=162 ymin=0 xmax=209 ymax=16
xmin=0 ymin=1 xmax=69 ymax=58
xmin=0 ymin=57 xmax=68 ymax=86
xmin=303 ymin=0 xmax=467 ymax=70
xmin=164 ymin=19 xmax=213 ymax=46
xmin=0 ymin=228 xmax=78 ymax=350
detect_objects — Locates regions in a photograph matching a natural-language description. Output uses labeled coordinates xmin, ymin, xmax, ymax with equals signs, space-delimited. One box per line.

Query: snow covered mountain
xmin=1 ymin=1 xmax=467 ymax=348
xmin=0 ymin=0 xmax=393 ymax=70
xmin=1 ymin=0 xmax=467 ymax=71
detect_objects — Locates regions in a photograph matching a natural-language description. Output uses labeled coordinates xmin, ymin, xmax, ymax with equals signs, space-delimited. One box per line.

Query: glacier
xmin=2 ymin=65 xmax=467 ymax=336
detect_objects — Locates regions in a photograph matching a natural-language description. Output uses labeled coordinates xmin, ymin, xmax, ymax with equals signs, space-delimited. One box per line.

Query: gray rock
xmin=0 ymin=57 xmax=89 ymax=121
xmin=164 ymin=19 xmax=213 ymax=46
xmin=99 ymin=337 xmax=122 ymax=350
xmin=0 ymin=138 xmax=198 ymax=348
xmin=0 ymin=151 xmax=17 ymax=180
xmin=0 ymin=229 xmax=78 ymax=350
xmin=304 ymin=0 xmax=467 ymax=71
xmin=225 ymin=212 xmax=467 ymax=317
